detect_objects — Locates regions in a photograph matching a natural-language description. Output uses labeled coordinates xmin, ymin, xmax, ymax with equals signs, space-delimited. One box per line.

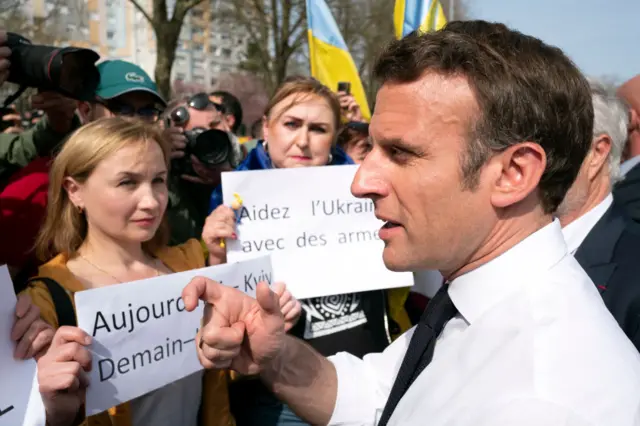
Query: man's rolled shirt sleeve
xmin=328 ymin=327 xmax=416 ymax=425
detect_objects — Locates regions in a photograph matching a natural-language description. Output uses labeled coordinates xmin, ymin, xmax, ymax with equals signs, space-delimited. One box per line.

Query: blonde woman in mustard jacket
xmin=23 ymin=117 xmax=300 ymax=426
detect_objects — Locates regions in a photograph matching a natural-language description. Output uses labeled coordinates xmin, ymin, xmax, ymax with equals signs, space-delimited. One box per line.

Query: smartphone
xmin=337 ymin=81 xmax=351 ymax=95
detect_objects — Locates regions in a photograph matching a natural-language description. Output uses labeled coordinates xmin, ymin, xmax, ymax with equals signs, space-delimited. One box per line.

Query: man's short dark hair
xmin=374 ymin=20 xmax=593 ymax=214
xmin=210 ymin=90 xmax=243 ymax=134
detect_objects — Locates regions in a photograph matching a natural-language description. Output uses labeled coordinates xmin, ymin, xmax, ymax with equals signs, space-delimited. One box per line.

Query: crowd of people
xmin=3 ymin=17 xmax=640 ymax=426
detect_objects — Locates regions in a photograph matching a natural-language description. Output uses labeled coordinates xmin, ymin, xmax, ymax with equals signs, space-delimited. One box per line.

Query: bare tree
xmin=0 ymin=0 xmax=86 ymax=44
xmin=217 ymin=0 xmax=307 ymax=94
xmin=171 ymin=79 xmax=208 ymax=98
xmin=127 ymin=0 xmax=209 ymax=99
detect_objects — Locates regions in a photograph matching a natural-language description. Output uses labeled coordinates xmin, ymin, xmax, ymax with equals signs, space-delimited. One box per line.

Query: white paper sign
xmin=0 ymin=266 xmax=46 ymax=426
xmin=74 ymin=255 xmax=272 ymax=416
xmin=221 ymin=165 xmax=413 ymax=299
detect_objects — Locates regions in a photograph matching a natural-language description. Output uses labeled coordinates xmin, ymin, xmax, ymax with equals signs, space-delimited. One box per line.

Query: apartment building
xmin=26 ymin=0 xmax=247 ymax=87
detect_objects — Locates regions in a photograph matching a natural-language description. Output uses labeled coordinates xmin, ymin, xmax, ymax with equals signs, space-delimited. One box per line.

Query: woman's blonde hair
xmin=264 ymin=76 xmax=342 ymax=142
xmin=35 ymin=117 xmax=171 ymax=261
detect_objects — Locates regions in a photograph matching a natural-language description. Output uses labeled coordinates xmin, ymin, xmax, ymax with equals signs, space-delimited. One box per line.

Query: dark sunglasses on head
xmin=97 ymin=98 xmax=163 ymax=121
xmin=188 ymin=92 xmax=225 ymax=113
xmin=346 ymin=121 xmax=369 ymax=134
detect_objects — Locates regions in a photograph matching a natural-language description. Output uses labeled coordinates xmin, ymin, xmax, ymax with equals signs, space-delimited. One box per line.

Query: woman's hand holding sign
xmin=37 ymin=327 xmax=92 ymax=426
xmin=202 ymin=205 xmax=236 ymax=266
xmin=12 ymin=293 xmax=54 ymax=360
xmin=202 ymin=193 xmax=244 ymax=266
xmin=272 ymin=281 xmax=302 ymax=331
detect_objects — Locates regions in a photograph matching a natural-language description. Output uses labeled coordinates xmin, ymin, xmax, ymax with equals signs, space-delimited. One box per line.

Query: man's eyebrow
xmin=376 ymin=137 xmax=428 ymax=156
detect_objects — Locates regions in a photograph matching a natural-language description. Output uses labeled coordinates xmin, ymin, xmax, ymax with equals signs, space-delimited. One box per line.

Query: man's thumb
xmin=256 ymin=282 xmax=280 ymax=316
xmin=182 ymin=276 xmax=222 ymax=311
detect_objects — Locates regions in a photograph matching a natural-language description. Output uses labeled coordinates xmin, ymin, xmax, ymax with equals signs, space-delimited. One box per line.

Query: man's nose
xmin=351 ymin=151 xmax=389 ymax=200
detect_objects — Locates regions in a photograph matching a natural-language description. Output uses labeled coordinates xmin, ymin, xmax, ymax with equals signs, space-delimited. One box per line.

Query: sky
xmin=469 ymin=0 xmax=640 ymax=83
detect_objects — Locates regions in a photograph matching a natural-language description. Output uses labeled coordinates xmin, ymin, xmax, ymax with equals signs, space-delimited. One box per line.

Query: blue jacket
xmin=209 ymin=141 xmax=354 ymax=213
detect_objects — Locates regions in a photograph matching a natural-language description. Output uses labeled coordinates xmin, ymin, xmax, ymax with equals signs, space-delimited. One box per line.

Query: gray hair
xmin=588 ymin=78 xmax=630 ymax=184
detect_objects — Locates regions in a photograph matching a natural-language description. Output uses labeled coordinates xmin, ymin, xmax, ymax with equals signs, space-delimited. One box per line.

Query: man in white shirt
xmin=558 ymin=79 xmax=640 ymax=351
xmin=183 ymin=20 xmax=640 ymax=425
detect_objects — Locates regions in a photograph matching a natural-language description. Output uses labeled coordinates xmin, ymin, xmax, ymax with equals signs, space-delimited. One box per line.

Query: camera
xmin=2 ymin=33 xmax=101 ymax=107
xmin=171 ymin=126 xmax=234 ymax=177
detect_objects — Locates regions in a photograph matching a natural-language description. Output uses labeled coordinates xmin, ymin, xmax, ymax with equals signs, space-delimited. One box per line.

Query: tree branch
xmin=128 ymin=0 xmax=154 ymax=24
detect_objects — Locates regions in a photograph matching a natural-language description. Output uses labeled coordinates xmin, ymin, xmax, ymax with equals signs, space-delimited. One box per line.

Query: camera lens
xmin=192 ymin=129 xmax=232 ymax=167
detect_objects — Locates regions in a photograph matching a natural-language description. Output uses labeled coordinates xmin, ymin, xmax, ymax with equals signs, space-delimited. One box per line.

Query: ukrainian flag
xmin=394 ymin=0 xmax=448 ymax=40
xmin=306 ymin=0 xmax=371 ymax=120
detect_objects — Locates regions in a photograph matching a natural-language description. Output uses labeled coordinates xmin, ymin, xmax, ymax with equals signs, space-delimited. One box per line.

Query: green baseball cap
xmin=95 ymin=60 xmax=166 ymax=106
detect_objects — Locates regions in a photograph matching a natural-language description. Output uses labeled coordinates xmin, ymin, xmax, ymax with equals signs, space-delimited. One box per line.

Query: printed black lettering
xmin=132 ymin=350 xmax=152 ymax=370
xmin=152 ymin=302 xmax=165 ymax=319
xmin=242 ymin=238 xmax=286 ymax=253
xmin=337 ymin=229 xmax=379 ymax=244
xmin=92 ymin=311 xmax=111 ymax=337
xmin=136 ymin=306 xmax=150 ymax=324
xmin=117 ymin=357 xmax=130 ymax=374
xmin=244 ymin=269 xmax=273 ymax=292
xmin=166 ymin=298 xmax=174 ymax=315
xmin=98 ymin=358 xmax=115 ymax=381
xmin=239 ymin=204 xmax=291 ymax=221
xmin=172 ymin=339 xmax=183 ymax=355
xmin=176 ymin=297 xmax=185 ymax=312
xmin=153 ymin=345 xmax=164 ymax=361
xmin=98 ymin=336 xmax=192 ymax=381
xmin=112 ymin=312 xmax=127 ymax=332
xmin=0 ymin=406 xmax=14 ymax=417
xmin=296 ymin=232 xmax=328 ymax=248
xmin=127 ymin=304 xmax=135 ymax=333
xmin=313 ymin=199 xmax=375 ymax=217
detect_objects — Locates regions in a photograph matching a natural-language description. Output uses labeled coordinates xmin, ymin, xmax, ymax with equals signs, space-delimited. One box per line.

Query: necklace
xmin=79 ymin=254 xmax=161 ymax=283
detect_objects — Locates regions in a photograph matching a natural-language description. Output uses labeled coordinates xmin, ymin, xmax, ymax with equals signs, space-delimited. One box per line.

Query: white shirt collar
xmin=561 ymin=194 xmax=613 ymax=255
xmin=620 ymin=155 xmax=640 ymax=177
xmin=448 ymin=220 xmax=567 ymax=324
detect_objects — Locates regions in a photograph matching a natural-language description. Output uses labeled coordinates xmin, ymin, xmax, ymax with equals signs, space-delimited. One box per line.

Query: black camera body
xmin=3 ymin=33 xmax=101 ymax=107
xmin=171 ymin=127 xmax=235 ymax=177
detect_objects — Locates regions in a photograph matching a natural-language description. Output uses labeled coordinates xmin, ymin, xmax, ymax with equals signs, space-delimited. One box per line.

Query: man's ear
xmin=63 ymin=177 xmax=84 ymax=210
xmin=77 ymin=101 xmax=92 ymax=124
xmin=586 ymin=135 xmax=611 ymax=181
xmin=489 ymin=142 xmax=546 ymax=209
xmin=225 ymin=114 xmax=236 ymax=133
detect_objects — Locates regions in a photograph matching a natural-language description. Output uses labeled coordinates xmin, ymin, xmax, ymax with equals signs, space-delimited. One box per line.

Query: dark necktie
xmin=377 ymin=284 xmax=458 ymax=426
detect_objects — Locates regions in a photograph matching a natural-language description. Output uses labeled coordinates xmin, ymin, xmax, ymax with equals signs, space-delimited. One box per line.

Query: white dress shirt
xmin=562 ymin=194 xmax=613 ymax=255
xmin=329 ymin=220 xmax=640 ymax=426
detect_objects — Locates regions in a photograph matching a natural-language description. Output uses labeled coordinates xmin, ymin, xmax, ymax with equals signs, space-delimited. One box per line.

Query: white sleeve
xmin=327 ymin=327 xmax=415 ymax=426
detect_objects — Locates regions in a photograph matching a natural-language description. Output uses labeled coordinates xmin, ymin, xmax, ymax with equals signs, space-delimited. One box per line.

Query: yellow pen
xmin=219 ymin=193 xmax=243 ymax=248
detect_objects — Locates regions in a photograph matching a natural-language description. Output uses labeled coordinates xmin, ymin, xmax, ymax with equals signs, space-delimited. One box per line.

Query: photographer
xmin=209 ymin=90 xmax=243 ymax=135
xmin=0 ymin=32 xmax=79 ymax=188
xmin=164 ymin=93 xmax=242 ymax=245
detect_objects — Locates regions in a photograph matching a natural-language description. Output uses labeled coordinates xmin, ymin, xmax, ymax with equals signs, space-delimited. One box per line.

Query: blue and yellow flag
xmin=306 ymin=0 xmax=371 ymax=120
xmin=394 ymin=0 xmax=448 ymax=40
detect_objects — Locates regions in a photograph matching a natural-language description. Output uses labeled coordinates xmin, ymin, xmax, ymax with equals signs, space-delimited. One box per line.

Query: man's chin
xmin=382 ymin=248 xmax=414 ymax=272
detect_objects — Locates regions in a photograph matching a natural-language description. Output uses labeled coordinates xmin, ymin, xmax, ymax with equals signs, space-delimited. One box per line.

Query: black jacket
xmin=614 ymin=162 xmax=640 ymax=223
xmin=574 ymin=201 xmax=640 ymax=351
